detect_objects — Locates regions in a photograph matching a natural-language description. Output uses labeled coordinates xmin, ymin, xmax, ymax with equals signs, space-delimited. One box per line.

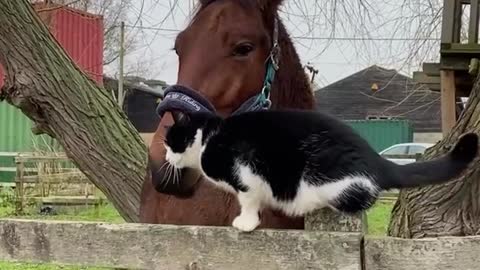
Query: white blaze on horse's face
xmin=165 ymin=129 xmax=204 ymax=170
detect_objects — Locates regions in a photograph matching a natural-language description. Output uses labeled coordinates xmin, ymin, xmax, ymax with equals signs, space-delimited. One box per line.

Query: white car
xmin=379 ymin=143 xmax=434 ymax=165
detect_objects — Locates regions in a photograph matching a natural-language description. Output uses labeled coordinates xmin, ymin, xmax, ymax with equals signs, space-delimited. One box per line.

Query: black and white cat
xmin=163 ymin=110 xmax=478 ymax=232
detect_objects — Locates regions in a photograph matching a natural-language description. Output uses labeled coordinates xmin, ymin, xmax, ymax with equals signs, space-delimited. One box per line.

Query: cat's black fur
xmin=164 ymin=109 xmax=478 ymax=229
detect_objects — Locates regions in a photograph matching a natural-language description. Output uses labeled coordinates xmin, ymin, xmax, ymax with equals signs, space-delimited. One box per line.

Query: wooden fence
xmin=0 ymin=204 xmax=470 ymax=270
xmin=14 ymin=153 xmax=101 ymax=215
xmin=0 ymin=218 xmax=478 ymax=270
xmin=1 ymin=152 xmax=476 ymax=269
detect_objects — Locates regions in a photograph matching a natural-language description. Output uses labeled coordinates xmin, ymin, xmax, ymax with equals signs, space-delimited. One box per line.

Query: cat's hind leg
xmin=328 ymin=181 xmax=378 ymax=214
xmin=232 ymin=191 xmax=262 ymax=232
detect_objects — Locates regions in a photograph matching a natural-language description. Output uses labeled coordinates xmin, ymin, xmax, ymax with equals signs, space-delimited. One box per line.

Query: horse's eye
xmin=233 ymin=43 xmax=255 ymax=57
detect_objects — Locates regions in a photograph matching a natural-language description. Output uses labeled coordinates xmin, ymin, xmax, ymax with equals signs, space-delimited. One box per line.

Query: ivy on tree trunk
xmin=0 ymin=0 xmax=147 ymax=222
xmin=388 ymin=74 xmax=480 ymax=238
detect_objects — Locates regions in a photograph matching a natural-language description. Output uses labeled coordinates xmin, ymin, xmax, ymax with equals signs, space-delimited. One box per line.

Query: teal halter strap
xmin=260 ymin=16 xmax=280 ymax=108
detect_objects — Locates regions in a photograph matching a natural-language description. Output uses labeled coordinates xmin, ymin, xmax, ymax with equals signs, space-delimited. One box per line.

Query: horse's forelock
xmin=197 ymin=0 xmax=283 ymax=12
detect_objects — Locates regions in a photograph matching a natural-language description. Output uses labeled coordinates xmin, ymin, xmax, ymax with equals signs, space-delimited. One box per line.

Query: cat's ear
xmin=172 ymin=111 xmax=191 ymax=125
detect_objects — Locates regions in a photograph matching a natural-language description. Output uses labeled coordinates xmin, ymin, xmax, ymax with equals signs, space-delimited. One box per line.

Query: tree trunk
xmin=0 ymin=0 xmax=147 ymax=222
xmin=388 ymin=74 xmax=480 ymax=238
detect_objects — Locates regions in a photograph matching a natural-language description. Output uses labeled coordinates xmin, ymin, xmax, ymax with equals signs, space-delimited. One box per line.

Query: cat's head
xmin=164 ymin=111 xmax=220 ymax=169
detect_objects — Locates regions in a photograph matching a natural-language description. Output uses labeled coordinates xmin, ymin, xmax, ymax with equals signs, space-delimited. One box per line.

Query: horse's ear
xmin=258 ymin=0 xmax=284 ymax=12
xmin=172 ymin=111 xmax=191 ymax=125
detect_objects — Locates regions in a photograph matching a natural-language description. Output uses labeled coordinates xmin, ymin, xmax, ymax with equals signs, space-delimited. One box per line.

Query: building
xmin=103 ymin=76 xmax=166 ymax=146
xmin=315 ymin=65 xmax=443 ymax=143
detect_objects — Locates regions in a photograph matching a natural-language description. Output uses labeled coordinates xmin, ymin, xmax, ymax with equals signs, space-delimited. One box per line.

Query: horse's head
xmin=147 ymin=0 xmax=313 ymax=196
xmin=172 ymin=0 xmax=283 ymax=116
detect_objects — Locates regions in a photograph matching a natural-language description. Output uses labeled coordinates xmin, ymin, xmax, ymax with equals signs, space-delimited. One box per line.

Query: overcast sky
xmin=104 ymin=0 xmax=442 ymax=88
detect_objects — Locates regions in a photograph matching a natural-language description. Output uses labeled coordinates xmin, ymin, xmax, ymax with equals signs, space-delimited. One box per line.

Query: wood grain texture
xmin=365 ymin=235 xmax=480 ymax=270
xmin=0 ymin=219 xmax=362 ymax=270
xmin=305 ymin=209 xmax=365 ymax=233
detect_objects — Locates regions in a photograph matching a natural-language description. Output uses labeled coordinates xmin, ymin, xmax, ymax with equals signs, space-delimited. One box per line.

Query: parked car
xmin=379 ymin=143 xmax=434 ymax=165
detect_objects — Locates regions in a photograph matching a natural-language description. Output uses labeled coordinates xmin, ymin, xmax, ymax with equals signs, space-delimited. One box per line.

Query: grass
xmin=0 ymin=191 xmax=395 ymax=269
xmin=366 ymin=201 xmax=394 ymax=235
xmin=0 ymin=200 xmax=121 ymax=270
xmin=0 ymin=262 xmax=110 ymax=270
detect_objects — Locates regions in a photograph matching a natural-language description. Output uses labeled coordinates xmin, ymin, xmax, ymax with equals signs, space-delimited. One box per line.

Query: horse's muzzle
xmin=149 ymin=158 xmax=200 ymax=198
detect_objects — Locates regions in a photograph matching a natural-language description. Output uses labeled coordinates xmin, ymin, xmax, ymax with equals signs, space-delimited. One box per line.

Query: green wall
xmin=346 ymin=119 xmax=414 ymax=152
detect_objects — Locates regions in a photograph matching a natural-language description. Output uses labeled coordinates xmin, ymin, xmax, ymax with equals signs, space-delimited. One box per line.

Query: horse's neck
xmin=271 ymin=21 xmax=315 ymax=110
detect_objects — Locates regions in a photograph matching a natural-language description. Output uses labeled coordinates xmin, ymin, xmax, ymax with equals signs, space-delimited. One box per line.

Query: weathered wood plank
xmin=305 ymin=208 xmax=366 ymax=233
xmin=440 ymin=57 xmax=471 ymax=70
xmin=15 ymin=155 xmax=69 ymax=163
xmin=0 ymin=219 xmax=362 ymax=270
xmin=469 ymin=0 xmax=479 ymax=43
xmin=441 ymin=0 xmax=458 ymax=43
xmin=33 ymin=196 xmax=102 ymax=206
xmin=413 ymin=71 xmax=440 ymax=85
xmin=454 ymin=0 xmax=463 ymax=43
xmin=422 ymin=63 xmax=440 ymax=76
xmin=365 ymin=235 xmax=480 ymax=270
xmin=17 ymin=172 xmax=87 ymax=184
xmin=440 ymin=70 xmax=457 ymax=135
xmin=441 ymin=43 xmax=480 ymax=54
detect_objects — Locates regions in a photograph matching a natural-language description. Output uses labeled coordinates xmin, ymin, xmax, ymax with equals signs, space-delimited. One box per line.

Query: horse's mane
xmin=191 ymin=0 xmax=315 ymax=110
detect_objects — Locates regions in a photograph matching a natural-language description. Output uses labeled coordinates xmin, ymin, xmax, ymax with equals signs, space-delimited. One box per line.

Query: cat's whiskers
xmin=160 ymin=162 xmax=175 ymax=189
xmin=173 ymin=167 xmax=180 ymax=186
xmin=156 ymin=161 xmax=170 ymax=174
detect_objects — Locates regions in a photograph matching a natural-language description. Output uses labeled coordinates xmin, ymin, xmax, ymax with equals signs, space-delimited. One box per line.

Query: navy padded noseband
xmin=156 ymin=85 xmax=216 ymax=117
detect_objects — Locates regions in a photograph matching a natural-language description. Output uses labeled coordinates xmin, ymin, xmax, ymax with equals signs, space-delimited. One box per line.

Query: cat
xmin=163 ymin=109 xmax=478 ymax=232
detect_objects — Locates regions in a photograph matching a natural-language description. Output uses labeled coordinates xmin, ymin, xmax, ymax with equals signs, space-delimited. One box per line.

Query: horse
xmin=139 ymin=0 xmax=315 ymax=229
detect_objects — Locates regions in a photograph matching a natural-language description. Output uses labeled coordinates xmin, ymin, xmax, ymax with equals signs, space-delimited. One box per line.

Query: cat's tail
xmin=382 ymin=133 xmax=478 ymax=189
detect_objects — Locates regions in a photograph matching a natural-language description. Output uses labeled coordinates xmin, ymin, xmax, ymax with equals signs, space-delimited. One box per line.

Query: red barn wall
xmin=0 ymin=3 xmax=104 ymax=90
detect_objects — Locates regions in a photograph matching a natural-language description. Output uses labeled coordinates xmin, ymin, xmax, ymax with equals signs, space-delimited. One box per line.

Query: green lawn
xmin=366 ymin=201 xmax=394 ymax=235
xmin=0 ymin=202 xmax=121 ymax=270
xmin=0 ymin=196 xmax=394 ymax=269
xmin=0 ymin=262 xmax=109 ymax=270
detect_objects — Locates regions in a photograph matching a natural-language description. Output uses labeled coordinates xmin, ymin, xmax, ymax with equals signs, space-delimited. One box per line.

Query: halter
xmin=156 ymin=17 xmax=281 ymax=117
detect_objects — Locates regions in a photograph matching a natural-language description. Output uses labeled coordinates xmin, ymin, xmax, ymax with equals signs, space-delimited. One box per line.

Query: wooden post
xmin=453 ymin=0 xmax=463 ymax=43
xmin=38 ymin=160 xmax=45 ymax=198
xmin=14 ymin=156 xmax=25 ymax=215
xmin=469 ymin=0 xmax=480 ymax=44
xmin=441 ymin=0 xmax=459 ymax=44
xmin=440 ymin=70 xmax=457 ymax=135
xmin=118 ymin=21 xmax=125 ymax=108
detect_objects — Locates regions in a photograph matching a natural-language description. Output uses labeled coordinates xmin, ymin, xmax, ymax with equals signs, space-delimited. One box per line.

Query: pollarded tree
xmin=0 ymin=0 xmax=147 ymax=222
xmin=388 ymin=74 xmax=480 ymax=238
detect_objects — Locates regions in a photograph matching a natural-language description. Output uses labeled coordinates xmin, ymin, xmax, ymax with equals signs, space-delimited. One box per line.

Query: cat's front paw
xmin=232 ymin=214 xmax=260 ymax=232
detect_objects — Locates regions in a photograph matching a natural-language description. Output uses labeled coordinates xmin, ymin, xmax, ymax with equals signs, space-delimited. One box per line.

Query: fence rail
xmin=13 ymin=153 xmax=94 ymax=214
xmin=0 ymin=219 xmax=362 ymax=270
xmin=0 ymin=219 xmax=478 ymax=270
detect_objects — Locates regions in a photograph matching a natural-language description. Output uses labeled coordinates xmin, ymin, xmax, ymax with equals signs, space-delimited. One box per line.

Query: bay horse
xmin=139 ymin=0 xmax=315 ymax=229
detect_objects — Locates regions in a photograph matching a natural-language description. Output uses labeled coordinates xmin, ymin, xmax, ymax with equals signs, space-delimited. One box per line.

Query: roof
xmin=315 ymin=65 xmax=442 ymax=132
xmin=32 ymin=2 xmax=103 ymax=19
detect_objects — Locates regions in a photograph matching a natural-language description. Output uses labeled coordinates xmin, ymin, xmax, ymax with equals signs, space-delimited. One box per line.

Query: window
xmin=381 ymin=145 xmax=408 ymax=155
xmin=407 ymin=145 xmax=427 ymax=155
xmin=366 ymin=115 xmax=393 ymax=120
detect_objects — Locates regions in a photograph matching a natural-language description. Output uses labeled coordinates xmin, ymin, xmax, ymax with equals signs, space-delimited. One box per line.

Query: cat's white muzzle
xmin=165 ymin=148 xmax=186 ymax=168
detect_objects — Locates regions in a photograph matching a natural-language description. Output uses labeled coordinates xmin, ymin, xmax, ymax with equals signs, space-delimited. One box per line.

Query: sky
xmin=104 ymin=0 xmax=442 ymax=88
